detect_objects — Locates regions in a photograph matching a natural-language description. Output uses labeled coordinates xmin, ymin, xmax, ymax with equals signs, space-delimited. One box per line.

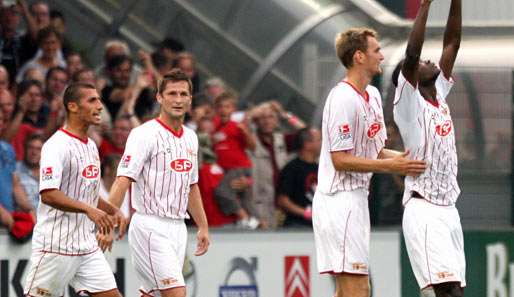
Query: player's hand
xmin=389 ymin=150 xmax=427 ymax=176
xmin=112 ymin=209 xmax=128 ymax=240
xmin=96 ymin=229 xmax=114 ymax=252
xmin=86 ymin=207 xmax=115 ymax=234
xmin=194 ymin=228 xmax=210 ymax=256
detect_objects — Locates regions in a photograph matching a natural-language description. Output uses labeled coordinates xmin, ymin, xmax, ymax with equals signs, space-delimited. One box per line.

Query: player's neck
xmin=344 ymin=71 xmax=370 ymax=94
xmin=419 ymin=85 xmax=437 ymax=103
xmin=63 ymin=118 xmax=89 ymax=141
xmin=158 ymin=113 xmax=183 ymax=132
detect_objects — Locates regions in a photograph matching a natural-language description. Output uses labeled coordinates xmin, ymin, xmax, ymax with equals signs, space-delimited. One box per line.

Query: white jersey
xmin=393 ymin=71 xmax=460 ymax=206
xmin=317 ymin=81 xmax=387 ymax=195
xmin=117 ymin=118 xmax=199 ymax=219
xmin=34 ymin=128 xmax=101 ymax=255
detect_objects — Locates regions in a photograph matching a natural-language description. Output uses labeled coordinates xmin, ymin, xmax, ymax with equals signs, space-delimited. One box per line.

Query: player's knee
xmin=433 ymin=282 xmax=463 ymax=297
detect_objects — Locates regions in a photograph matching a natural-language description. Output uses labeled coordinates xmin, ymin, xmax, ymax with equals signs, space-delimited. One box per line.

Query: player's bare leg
xmin=433 ymin=282 xmax=464 ymax=297
xmin=160 ymin=286 xmax=186 ymax=297
xmin=334 ymin=273 xmax=369 ymax=297
xmin=89 ymin=288 xmax=123 ymax=297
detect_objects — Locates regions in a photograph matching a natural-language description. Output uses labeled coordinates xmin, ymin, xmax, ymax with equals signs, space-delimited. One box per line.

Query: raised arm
xmin=439 ymin=0 xmax=461 ymax=78
xmin=402 ymin=0 xmax=433 ymax=85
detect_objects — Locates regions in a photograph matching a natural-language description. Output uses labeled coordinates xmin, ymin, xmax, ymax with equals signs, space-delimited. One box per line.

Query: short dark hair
xmin=63 ymin=82 xmax=96 ymax=112
xmin=106 ymin=54 xmax=132 ymax=71
xmin=391 ymin=59 xmax=405 ymax=87
xmin=158 ymin=68 xmax=192 ymax=95
xmin=294 ymin=127 xmax=314 ymax=150
xmin=24 ymin=132 xmax=45 ymax=150
xmin=45 ymin=66 xmax=67 ymax=82
xmin=17 ymin=80 xmax=43 ymax=98
xmin=50 ymin=9 xmax=64 ymax=21
xmin=36 ymin=26 xmax=61 ymax=46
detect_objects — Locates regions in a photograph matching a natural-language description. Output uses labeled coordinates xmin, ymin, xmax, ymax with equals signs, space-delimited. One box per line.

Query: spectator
xmin=22 ymin=67 xmax=45 ymax=84
xmin=49 ymin=9 xmax=72 ymax=56
xmin=153 ymin=37 xmax=184 ymax=63
xmin=97 ymin=115 xmax=132 ymax=160
xmin=0 ymin=110 xmax=35 ymax=237
xmin=277 ymin=127 xmax=321 ymax=227
xmin=197 ymin=133 xmax=239 ymax=227
xmin=174 ymin=52 xmax=200 ymax=94
xmin=17 ymin=26 xmax=67 ymax=83
xmin=96 ymin=39 xmax=141 ymax=87
xmin=19 ymin=0 xmax=51 ymax=65
xmin=203 ymin=77 xmax=226 ymax=102
xmin=65 ymin=51 xmax=83 ymax=77
xmin=101 ymin=54 xmax=133 ymax=118
xmin=0 ymin=88 xmax=15 ymax=124
xmin=15 ymin=133 xmax=44 ymax=210
xmin=248 ymin=101 xmax=305 ymax=228
xmin=99 ymin=154 xmax=131 ymax=218
xmin=0 ymin=2 xmax=23 ymax=81
xmin=3 ymin=80 xmax=47 ymax=159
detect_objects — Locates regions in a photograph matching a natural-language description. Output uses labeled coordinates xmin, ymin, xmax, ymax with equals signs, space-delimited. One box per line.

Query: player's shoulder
xmin=182 ymin=125 xmax=199 ymax=142
xmin=130 ymin=119 xmax=159 ymax=137
xmin=366 ymin=84 xmax=381 ymax=97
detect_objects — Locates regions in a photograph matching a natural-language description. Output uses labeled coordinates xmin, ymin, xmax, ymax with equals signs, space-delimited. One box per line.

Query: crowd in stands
xmin=0 ymin=0 xmax=330 ymax=241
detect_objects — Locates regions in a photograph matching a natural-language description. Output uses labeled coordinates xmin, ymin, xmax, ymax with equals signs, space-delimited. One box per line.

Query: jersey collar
xmin=342 ymin=80 xmax=369 ymax=103
xmin=155 ymin=118 xmax=184 ymax=138
xmin=59 ymin=128 xmax=88 ymax=144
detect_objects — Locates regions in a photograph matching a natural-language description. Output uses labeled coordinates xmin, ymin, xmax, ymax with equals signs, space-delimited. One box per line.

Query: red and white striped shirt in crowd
xmin=34 ymin=128 xmax=101 ymax=255
xmin=117 ymin=118 xmax=199 ymax=219
xmin=317 ymin=81 xmax=387 ymax=195
xmin=393 ymin=71 xmax=460 ymax=206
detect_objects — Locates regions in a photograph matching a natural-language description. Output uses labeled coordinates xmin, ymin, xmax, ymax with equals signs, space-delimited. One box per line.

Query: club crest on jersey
xmin=120 ymin=155 xmax=131 ymax=168
xmin=367 ymin=122 xmax=382 ymax=138
xmin=435 ymin=120 xmax=452 ymax=136
xmin=170 ymin=158 xmax=193 ymax=172
xmin=42 ymin=167 xmax=53 ymax=181
xmin=339 ymin=124 xmax=352 ymax=140
xmin=82 ymin=164 xmax=100 ymax=179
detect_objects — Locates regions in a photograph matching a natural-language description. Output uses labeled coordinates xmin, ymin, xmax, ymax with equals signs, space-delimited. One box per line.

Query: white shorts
xmin=312 ymin=188 xmax=370 ymax=275
xmin=128 ymin=213 xmax=188 ymax=296
xmin=403 ymin=198 xmax=466 ymax=289
xmin=24 ymin=249 xmax=117 ymax=296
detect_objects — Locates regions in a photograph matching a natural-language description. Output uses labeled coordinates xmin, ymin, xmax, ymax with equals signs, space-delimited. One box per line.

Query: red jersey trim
xmin=155 ymin=118 xmax=184 ymax=138
xmin=426 ymin=99 xmax=439 ymax=108
xmin=342 ymin=81 xmax=369 ymax=103
xmin=59 ymin=128 xmax=88 ymax=144
xmin=118 ymin=174 xmax=137 ymax=183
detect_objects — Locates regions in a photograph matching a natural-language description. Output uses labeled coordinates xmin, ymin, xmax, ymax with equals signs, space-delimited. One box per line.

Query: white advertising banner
xmin=0 ymin=230 xmax=400 ymax=297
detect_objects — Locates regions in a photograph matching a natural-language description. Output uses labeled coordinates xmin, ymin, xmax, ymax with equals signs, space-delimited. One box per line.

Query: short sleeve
xmin=435 ymin=72 xmax=454 ymax=100
xmin=393 ymin=71 xmax=423 ymax=124
xmin=39 ymin=142 xmax=64 ymax=192
xmin=190 ymin=134 xmax=199 ymax=185
xmin=117 ymin=128 xmax=151 ymax=180
xmin=325 ymin=88 xmax=354 ymax=152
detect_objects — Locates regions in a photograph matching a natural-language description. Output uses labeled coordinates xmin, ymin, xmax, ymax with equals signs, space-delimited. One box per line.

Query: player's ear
xmin=156 ymin=92 xmax=163 ymax=104
xmin=67 ymin=101 xmax=79 ymax=113
xmin=354 ymin=50 xmax=364 ymax=65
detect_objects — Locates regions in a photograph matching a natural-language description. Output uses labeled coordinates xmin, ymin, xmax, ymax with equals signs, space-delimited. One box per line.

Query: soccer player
xmin=23 ymin=82 xmax=125 ymax=297
xmin=392 ymin=0 xmax=465 ymax=296
xmin=106 ymin=69 xmax=209 ymax=297
xmin=312 ymin=28 xmax=427 ymax=297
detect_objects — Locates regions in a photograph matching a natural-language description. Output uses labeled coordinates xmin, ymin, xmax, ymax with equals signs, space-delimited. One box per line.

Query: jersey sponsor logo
xmin=170 ymin=158 xmax=193 ymax=172
xmin=82 ymin=164 xmax=100 ymax=179
xmin=338 ymin=124 xmax=351 ymax=140
xmin=435 ymin=120 xmax=452 ymax=136
xmin=285 ymin=256 xmax=310 ymax=297
xmin=120 ymin=155 xmax=131 ymax=168
xmin=42 ymin=167 xmax=53 ymax=181
xmin=367 ymin=122 xmax=382 ymax=138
